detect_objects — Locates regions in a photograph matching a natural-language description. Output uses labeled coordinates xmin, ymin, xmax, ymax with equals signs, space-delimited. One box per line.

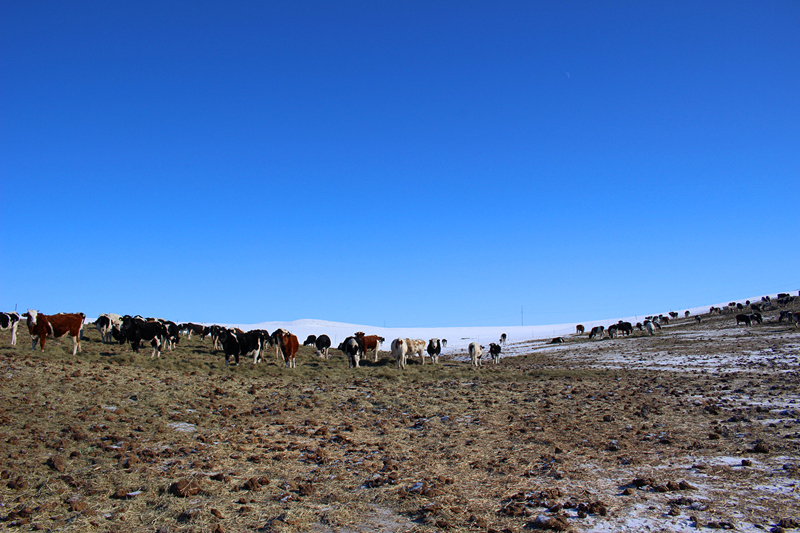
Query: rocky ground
xmin=0 ymin=307 xmax=798 ymax=532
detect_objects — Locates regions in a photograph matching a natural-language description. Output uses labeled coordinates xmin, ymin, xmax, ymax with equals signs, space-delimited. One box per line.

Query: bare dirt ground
xmin=1 ymin=306 xmax=798 ymax=533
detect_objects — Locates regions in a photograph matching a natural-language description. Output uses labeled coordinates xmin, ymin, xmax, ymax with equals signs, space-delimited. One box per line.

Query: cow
xmin=614 ymin=321 xmax=633 ymax=336
xmin=669 ymin=312 xmax=679 ymax=319
xmin=1 ymin=312 xmax=21 ymax=345
xmin=426 ymin=338 xmax=443 ymax=363
xmin=95 ymin=313 xmax=122 ymax=343
xmin=159 ymin=320 xmax=181 ymax=350
xmin=218 ymin=328 xmax=263 ymax=365
xmin=489 ymin=342 xmax=502 ymax=362
xmin=341 ymin=336 xmax=361 ymax=368
xmin=643 ymin=320 xmax=655 ymax=335
xmin=303 ymin=335 xmax=317 ymax=347
xmin=636 ymin=322 xmax=643 ymax=331
xmin=659 ymin=316 xmax=670 ymax=325
xmin=180 ymin=322 xmax=209 ymax=340
xmin=468 ymin=342 xmax=483 ymax=367
xmin=499 ymin=333 xmax=507 ymax=345
xmin=588 ymin=326 xmax=604 ymax=339
xmin=749 ymin=313 xmax=763 ymax=325
xmin=735 ymin=314 xmax=752 ymax=327
xmin=547 ymin=337 xmax=564 ymax=345
xmin=275 ymin=330 xmax=299 ymax=368
xmin=684 ymin=310 xmax=691 ymax=318
xmin=272 ymin=329 xmax=290 ymax=361
xmin=779 ymin=310 xmax=795 ymax=323
xmin=694 ymin=315 xmax=701 ymax=324
xmin=390 ymin=338 xmax=409 ymax=370
xmin=24 ymin=310 xmax=85 ymax=356
xmin=354 ymin=332 xmax=385 ymax=362
xmin=390 ymin=338 xmax=425 ymax=370
xmin=607 ymin=324 xmax=619 ymax=338
xmin=575 ymin=324 xmax=585 ymax=335
xmin=314 ymin=334 xmax=332 ymax=359
xmin=118 ymin=315 xmax=166 ymax=358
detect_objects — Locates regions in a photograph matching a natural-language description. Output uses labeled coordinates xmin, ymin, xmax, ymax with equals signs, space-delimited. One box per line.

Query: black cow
xmin=617 ymin=321 xmax=633 ymax=336
xmin=218 ymin=328 xmax=263 ymax=365
xmin=340 ymin=336 xmax=361 ymax=368
xmin=499 ymin=333 xmax=507 ymax=345
xmin=0 ymin=312 xmax=21 ymax=345
xmin=489 ymin=342 xmax=502 ymax=363
xmin=314 ymin=334 xmax=332 ymax=358
xmin=119 ymin=315 xmax=167 ymax=358
xmin=749 ymin=313 xmax=763 ymax=325
xmin=589 ymin=326 xmax=604 ymax=339
xmin=735 ymin=314 xmax=751 ymax=327
xmin=426 ymin=338 xmax=443 ymax=363
xmin=546 ymin=337 xmax=564 ymax=345
xmin=303 ymin=335 xmax=317 ymax=347
xmin=607 ymin=324 xmax=619 ymax=338
xmin=669 ymin=312 xmax=679 ymax=319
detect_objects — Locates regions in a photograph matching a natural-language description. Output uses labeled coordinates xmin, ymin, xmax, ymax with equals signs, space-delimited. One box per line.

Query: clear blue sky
xmin=2 ymin=1 xmax=798 ymax=327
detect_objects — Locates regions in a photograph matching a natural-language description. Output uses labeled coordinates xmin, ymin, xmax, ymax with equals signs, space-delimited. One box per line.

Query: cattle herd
xmin=1 ymin=293 xmax=798 ymax=370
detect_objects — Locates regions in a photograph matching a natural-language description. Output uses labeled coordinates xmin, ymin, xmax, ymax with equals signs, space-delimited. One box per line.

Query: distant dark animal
xmin=275 ymin=330 xmax=299 ymax=368
xmin=736 ymin=303 xmax=744 ymax=311
xmin=694 ymin=316 xmax=701 ymax=324
xmin=303 ymin=335 xmax=317 ymax=347
xmin=669 ymin=312 xmax=679 ymax=319
xmin=25 ymin=310 xmax=85 ymax=356
xmin=441 ymin=339 xmax=448 ymax=347
xmin=779 ymin=310 xmax=795 ymax=323
xmin=617 ymin=321 xmax=633 ymax=336
xmin=576 ymin=324 xmax=585 ymax=335
xmin=660 ymin=316 xmax=670 ymax=324
xmin=589 ymin=326 xmax=605 ymax=339
xmin=314 ymin=334 xmax=331 ymax=358
xmin=468 ymin=342 xmax=483 ymax=367
xmin=118 ymin=315 xmax=166 ymax=358
xmin=607 ymin=324 xmax=619 ymax=338
xmin=426 ymin=338 xmax=443 ymax=363
xmin=499 ymin=333 xmax=507 ymax=345
xmin=684 ymin=311 xmax=691 ymax=318
xmin=643 ymin=320 xmax=655 ymax=335
xmin=749 ymin=313 xmax=763 ymax=325
xmin=341 ymin=336 xmax=361 ymax=368
xmin=547 ymin=337 xmax=564 ymax=345
xmin=354 ymin=332 xmax=385 ymax=362
xmin=210 ymin=325 xmax=225 ymax=351
xmin=488 ymin=342 xmax=502 ymax=363
xmin=750 ymin=303 xmax=762 ymax=312
xmin=636 ymin=322 xmax=643 ymax=331
xmin=180 ymin=322 xmax=209 ymax=340
xmin=735 ymin=314 xmax=752 ymax=327
xmin=777 ymin=293 xmax=789 ymax=299
xmin=1 ymin=312 xmax=21 ymax=345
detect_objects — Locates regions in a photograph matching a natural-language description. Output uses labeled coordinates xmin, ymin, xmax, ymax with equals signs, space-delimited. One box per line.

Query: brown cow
xmin=276 ymin=330 xmax=299 ymax=368
xmin=25 ymin=310 xmax=85 ymax=356
xmin=575 ymin=324 xmax=585 ymax=335
xmin=354 ymin=331 xmax=385 ymax=362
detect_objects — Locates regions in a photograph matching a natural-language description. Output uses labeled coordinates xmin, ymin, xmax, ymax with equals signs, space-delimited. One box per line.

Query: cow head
xmin=25 ymin=310 xmax=39 ymax=328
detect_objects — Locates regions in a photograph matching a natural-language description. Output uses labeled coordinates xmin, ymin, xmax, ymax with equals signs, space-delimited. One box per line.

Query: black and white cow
xmin=314 ymin=334 xmax=332 ymax=358
xmin=488 ymin=342 xmax=502 ymax=363
xmin=426 ymin=338 xmax=443 ymax=363
xmin=643 ymin=320 xmax=656 ymax=335
xmin=607 ymin=324 xmax=619 ymax=338
xmin=468 ymin=342 xmax=483 ymax=367
xmin=589 ymin=326 xmax=605 ymax=339
xmin=218 ymin=328 xmax=263 ymax=365
xmin=95 ymin=313 xmax=122 ymax=343
xmin=0 ymin=312 xmax=21 ymax=345
xmin=119 ymin=315 xmax=167 ymax=358
xmin=341 ymin=336 xmax=361 ymax=368
xmin=499 ymin=333 xmax=507 ymax=345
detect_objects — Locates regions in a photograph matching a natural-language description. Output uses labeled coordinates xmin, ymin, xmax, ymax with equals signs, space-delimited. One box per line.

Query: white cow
xmin=390 ymin=338 xmax=426 ymax=370
xmin=469 ymin=342 xmax=483 ymax=367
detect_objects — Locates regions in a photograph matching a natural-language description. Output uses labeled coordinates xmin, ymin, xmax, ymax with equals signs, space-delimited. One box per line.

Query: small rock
xmin=48 ymin=456 xmax=66 ymax=472
xmin=170 ymin=478 xmax=203 ymax=497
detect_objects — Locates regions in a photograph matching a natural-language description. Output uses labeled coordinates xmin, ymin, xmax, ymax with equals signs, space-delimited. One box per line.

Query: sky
xmin=1 ymin=1 xmax=798 ymax=327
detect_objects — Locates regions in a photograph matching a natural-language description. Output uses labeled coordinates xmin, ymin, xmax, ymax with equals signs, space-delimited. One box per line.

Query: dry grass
xmin=1 ymin=306 xmax=799 ymax=532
